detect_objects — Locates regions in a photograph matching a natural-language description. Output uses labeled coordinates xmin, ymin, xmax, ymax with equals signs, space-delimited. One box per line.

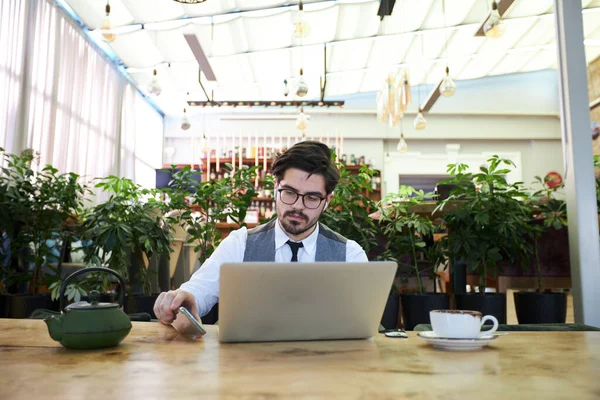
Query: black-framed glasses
xmin=277 ymin=188 xmax=326 ymax=209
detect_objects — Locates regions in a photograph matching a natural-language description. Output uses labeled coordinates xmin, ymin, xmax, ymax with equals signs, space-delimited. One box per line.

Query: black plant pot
xmin=380 ymin=293 xmax=400 ymax=330
xmin=6 ymin=294 xmax=55 ymax=319
xmin=400 ymin=292 xmax=450 ymax=331
xmin=0 ymin=294 xmax=8 ymax=318
xmin=514 ymin=292 xmax=567 ymax=324
xmin=125 ymin=294 xmax=160 ymax=319
xmin=455 ymin=293 xmax=506 ymax=324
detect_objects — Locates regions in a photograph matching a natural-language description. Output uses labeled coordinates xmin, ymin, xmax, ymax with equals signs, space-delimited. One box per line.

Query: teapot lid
xmin=65 ymin=290 xmax=119 ymax=310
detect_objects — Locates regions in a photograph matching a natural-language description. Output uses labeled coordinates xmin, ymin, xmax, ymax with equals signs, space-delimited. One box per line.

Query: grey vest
xmin=243 ymin=219 xmax=347 ymax=262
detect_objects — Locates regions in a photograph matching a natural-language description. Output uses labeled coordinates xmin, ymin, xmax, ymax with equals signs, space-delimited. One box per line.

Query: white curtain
xmin=0 ymin=0 xmax=27 ymax=153
xmin=1 ymin=0 xmax=163 ymax=192
xmin=121 ymin=83 xmax=164 ymax=189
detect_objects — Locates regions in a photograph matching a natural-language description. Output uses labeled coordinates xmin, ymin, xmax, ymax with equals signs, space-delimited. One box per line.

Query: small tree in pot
xmin=377 ymin=186 xmax=448 ymax=330
xmin=81 ymin=176 xmax=172 ymax=316
xmin=435 ymin=156 xmax=534 ymax=324
xmin=514 ymin=176 xmax=569 ymax=324
xmin=0 ymin=148 xmax=87 ymax=317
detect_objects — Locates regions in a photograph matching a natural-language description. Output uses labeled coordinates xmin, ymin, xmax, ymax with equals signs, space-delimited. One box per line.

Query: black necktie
xmin=286 ymin=240 xmax=304 ymax=262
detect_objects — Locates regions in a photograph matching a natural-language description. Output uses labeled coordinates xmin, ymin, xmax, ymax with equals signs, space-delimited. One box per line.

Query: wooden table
xmin=1 ymin=320 xmax=599 ymax=399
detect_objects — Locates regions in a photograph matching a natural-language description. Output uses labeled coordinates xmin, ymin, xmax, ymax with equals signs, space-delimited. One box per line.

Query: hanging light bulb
xmin=296 ymin=68 xmax=308 ymax=97
xmin=397 ymin=133 xmax=408 ymax=153
xmin=439 ymin=66 xmax=456 ymax=97
xmin=200 ymin=133 xmax=210 ymax=154
xmin=414 ymin=109 xmax=427 ymax=130
xmin=283 ymin=79 xmax=290 ymax=97
xmin=181 ymin=108 xmax=191 ymax=131
xmin=292 ymin=0 xmax=311 ymax=39
xmin=100 ymin=1 xmax=116 ymax=43
xmin=147 ymin=69 xmax=162 ymax=96
xmin=296 ymin=107 xmax=308 ymax=131
xmin=483 ymin=1 xmax=506 ymax=39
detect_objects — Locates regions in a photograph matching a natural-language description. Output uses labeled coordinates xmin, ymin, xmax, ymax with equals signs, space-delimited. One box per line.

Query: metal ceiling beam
xmin=420 ymin=81 xmax=442 ymax=112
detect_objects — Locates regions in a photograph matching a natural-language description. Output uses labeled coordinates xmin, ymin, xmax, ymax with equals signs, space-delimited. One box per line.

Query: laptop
xmin=218 ymin=261 xmax=397 ymax=343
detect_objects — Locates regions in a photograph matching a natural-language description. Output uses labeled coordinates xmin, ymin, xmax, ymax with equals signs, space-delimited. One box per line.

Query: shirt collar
xmin=275 ymin=219 xmax=319 ymax=256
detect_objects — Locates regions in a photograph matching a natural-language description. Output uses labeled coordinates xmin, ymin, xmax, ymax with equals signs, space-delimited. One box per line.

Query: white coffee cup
xmin=430 ymin=310 xmax=499 ymax=339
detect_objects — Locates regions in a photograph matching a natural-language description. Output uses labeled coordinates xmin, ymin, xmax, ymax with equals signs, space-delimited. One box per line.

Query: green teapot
xmin=44 ymin=267 xmax=132 ymax=350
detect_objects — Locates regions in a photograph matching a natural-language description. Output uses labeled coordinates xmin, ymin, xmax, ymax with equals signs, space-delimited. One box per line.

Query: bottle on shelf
xmin=264 ymin=203 xmax=274 ymax=220
xmin=259 ymin=202 xmax=266 ymax=218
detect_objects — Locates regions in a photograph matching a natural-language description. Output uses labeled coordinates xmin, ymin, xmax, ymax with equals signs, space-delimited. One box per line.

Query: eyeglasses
xmin=277 ymin=188 xmax=326 ymax=209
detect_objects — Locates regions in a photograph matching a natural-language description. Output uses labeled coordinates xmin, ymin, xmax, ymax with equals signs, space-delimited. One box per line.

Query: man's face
xmin=275 ymin=168 xmax=332 ymax=240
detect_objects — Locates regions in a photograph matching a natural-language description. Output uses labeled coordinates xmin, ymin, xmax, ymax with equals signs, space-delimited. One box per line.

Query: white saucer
xmin=417 ymin=331 xmax=499 ymax=351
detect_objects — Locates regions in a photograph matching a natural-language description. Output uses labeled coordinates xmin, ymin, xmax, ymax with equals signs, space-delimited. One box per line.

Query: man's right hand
xmin=153 ymin=290 xmax=201 ymax=329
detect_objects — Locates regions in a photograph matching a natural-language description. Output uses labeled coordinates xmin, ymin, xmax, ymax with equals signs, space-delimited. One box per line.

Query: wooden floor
xmin=506 ymin=289 xmax=575 ymax=324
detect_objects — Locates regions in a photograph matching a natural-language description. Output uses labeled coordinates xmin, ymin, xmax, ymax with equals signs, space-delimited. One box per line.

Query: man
xmin=154 ymin=141 xmax=368 ymax=330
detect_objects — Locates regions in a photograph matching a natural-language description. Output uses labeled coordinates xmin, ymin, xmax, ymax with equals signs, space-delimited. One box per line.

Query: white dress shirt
xmin=180 ymin=220 xmax=368 ymax=317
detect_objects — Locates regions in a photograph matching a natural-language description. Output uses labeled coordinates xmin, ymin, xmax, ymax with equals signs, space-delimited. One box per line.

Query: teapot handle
xmin=59 ymin=267 xmax=126 ymax=312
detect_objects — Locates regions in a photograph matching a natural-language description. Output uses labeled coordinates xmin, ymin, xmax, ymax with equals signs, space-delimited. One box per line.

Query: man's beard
xmin=279 ymin=210 xmax=319 ymax=236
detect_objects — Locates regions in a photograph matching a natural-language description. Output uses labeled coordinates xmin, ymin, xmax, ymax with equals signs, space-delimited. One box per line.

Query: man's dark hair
xmin=271 ymin=141 xmax=340 ymax=194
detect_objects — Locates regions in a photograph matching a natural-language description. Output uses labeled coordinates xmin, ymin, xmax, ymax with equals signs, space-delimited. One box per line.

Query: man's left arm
xmin=345 ymin=240 xmax=369 ymax=262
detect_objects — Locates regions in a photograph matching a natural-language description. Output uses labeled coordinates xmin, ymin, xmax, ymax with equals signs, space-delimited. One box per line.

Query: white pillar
xmin=553 ymin=0 xmax=600 ymax=327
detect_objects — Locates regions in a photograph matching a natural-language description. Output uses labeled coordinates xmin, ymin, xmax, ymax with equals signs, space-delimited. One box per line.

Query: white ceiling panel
xmin=588 ymin=25 xmax=600 ymax=40
xmin=441 ymin=26 xmax=485 ymax=57
xmin=488 ymin=50 xmax=539 ymax=76
xmin=152 ymin=28 xmax=195 ymax=63
xmin=328 ymin=39 xmax=372 ymax=72
xmin=457 ymin=51 xmax=505 ymax=80
xmin=334 ymin=2 xmax=381 ymax=41
xmin=583 ymin=11 xmax=600 ymax=37
xmin=586 ymin=45 xmax=600 ymax=62
xmin=235 ymin=0 xmax=287 ymax=11
xmin=291 ymin=5 xmax=339 ymax=47
xmin=212 ymin=84 xmax=261 ymax=101
xmin=366 ymin=34 xmax=414 ymax=68
xmin=409 ymin=60 xmax=438 ymax=86
xmin=325 ymin=70 xmax=365 ymax=97
xmin=182 ymin=0 xmax=237 ymax=17
xmin=289 ymin=44 xmax=325 ymax=77
xmin=111 ymin=29 xmax=163 ymax=68
xmin=121 ymin=0 xmax=184 ymax=24
xmin=191 ymin=18 xmax=248 ymax=57
xmin=420 ymin=0 xmax=478 ymax=30
xmin=423 ymin=57 xmax=470 ymax=84
xmin=378 ymin=0 xmax=435 ymax=35
xmin=519 ymin=49 xmax=556 ymax=72
xmin=67 ymin=0 xmax=135 ymax=30
xmin=248 ymin=48 xmax=293 ymax=84
xmin=209 ymin=54 xmax=255 ymax=85
xmin=360 ymin=66 xmax=401 ymax=93
xmin=165 ymin=62 xmax=204 ymax=93
xmin=60 ymin=0 xmax=600 ymax=115
xmin=403 ymin=30 xmax=447 ymax=63
xmin=513 ymin=17 xmax=554 ymax=48
xmin=243 ymin=10 xmax=292 ymax=52
xmin=504 ymin=0 xmax=553 ymax=18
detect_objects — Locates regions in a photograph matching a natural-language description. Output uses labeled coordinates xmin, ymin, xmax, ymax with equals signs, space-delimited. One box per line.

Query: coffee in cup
xmin=430 ymin=310 xmax=499 ymax=339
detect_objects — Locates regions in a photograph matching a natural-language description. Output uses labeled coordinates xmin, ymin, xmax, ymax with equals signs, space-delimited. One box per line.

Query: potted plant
xmin=81 ymin=176 xmax=172 ymax=317
xmin=377 ymin=185 xmax=449 ymax=330
xmin=182 ymin=164 xmax=260 ymax=267
xmin=436 ymin=156 xmax=534 ymax=324
xmin=320 ymin=164 xmax=379 ymax=258
xmin=513 ymin=175 xmax=569 ymax=324
xmin=0 ymin=148 xmax=87 ymax=317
